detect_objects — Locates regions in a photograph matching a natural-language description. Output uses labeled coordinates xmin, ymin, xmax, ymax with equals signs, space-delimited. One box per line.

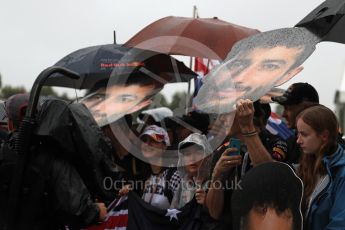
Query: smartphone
xmin=228 ymin=138 xmax=241 ymax=156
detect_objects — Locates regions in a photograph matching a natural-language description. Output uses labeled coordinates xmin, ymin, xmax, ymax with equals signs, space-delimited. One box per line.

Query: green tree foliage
xmin=40 ymin=86 xmax=59 ymax=97
xmin=59 ymin=92 xmax=71 ymax=101
xmin=274 ymin=104 xmax=284 ymax=117
xmin=0 ymin=85 xmax=27 ymax=99
xmin=169 ymin=91 xmax=187 ymax=114
xmin=152 ymin=93 xmax=169 ymax=108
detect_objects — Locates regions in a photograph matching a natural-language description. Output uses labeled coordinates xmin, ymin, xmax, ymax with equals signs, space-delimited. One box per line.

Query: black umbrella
xmin=45 ymin=44 xmax=197 ymax=89
xmin=295 ymin=0 xmax=345 ymax=44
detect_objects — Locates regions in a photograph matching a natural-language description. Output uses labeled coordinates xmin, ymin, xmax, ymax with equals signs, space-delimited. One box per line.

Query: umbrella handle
xmin=6 ymin=67 xmax=79 ymax=229
xmin=27 ymin=66 xmax=80 ymax=118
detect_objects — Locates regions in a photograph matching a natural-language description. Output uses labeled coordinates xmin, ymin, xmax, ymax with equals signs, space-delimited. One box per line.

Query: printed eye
xmin=261 ymin=63 xmax=280 ymax=71
xmin=83 ymin=93 xmax=105 ymax=104
xmin=229 ymin=60 xmax=247 ymax=70
xmin=93 ymin=94 xmax=106 ymax=101
xmin=116 ymin=95 xmax=137 ymax=103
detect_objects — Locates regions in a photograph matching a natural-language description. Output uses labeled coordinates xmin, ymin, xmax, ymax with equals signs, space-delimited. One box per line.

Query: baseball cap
xmin=140 ymin=125 xmax=170 ymax=146
xmin=271 ymin=83 xmax=319 ymax=105
xmin=5 ymin=93 xmax=30 ymax=124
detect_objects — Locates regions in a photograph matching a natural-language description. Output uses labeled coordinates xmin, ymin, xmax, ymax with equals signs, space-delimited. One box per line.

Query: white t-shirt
xmin=142 ymin=169 xmax=180 ymax=209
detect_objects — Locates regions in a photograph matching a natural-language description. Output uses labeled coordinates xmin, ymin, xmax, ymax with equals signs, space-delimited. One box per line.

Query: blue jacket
xmin=306 ymin=144 xmax=345 ymax=230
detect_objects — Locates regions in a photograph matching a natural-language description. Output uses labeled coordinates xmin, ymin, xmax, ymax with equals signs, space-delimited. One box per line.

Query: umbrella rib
xmin=170 ymin=58 xmax=182 ymax=82
xmin=138 ymin=67 xmax=169 ymax=84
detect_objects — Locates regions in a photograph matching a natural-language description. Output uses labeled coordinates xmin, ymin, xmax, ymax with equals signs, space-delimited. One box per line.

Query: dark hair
xmin=5 ymin=93 xmax=30 ymax=130
xmin=287 ymin=101 xmax=319 ymax=129
xmin=232 ymin=162 xmax=302 ymax=230
xmin=228 ymin=27 xmax=319 ymax=71
xmin=253 ymin=101 xmax=271 ymax=127
xmin=87 ymin=72 xmax=164 ymax=96
xmin=296 ymin=105 xmax=338 ymax=214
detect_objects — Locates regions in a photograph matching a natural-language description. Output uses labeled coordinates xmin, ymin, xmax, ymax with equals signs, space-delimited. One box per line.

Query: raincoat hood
xmin=177 ymin=133 xmax=212 ymax=179
xmin=171 ymin=133 xmax=212 ymax=209
xmin=178 ymin=133 xmax=212 ymax=156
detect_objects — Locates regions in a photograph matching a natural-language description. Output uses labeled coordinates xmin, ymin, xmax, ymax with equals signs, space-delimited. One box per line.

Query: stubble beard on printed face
xmin=194 ymin=81 xmax=272 ymax=114
xmin=194 ymin=82 xmax=237 ymax=114
xmin=92 ymin=111 xmax=126 ymax=127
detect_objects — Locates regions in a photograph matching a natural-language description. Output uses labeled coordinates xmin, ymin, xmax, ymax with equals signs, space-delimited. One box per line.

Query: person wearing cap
xmin=138 ymin=107 xmax=173 ymax=126
xmin=119 ymin=125 xmax=180 ymax=209
xmin=272 ymin=82 xmax=319 ymax=164
xmin=272 ymin=82 xmax=319 ymax=129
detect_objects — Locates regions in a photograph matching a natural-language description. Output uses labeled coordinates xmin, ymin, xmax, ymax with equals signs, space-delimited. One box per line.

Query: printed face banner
xmin=194 ymin=27 xmax=319 ymax=114
xmin=231 ymin=162 xmax=303 ymax=230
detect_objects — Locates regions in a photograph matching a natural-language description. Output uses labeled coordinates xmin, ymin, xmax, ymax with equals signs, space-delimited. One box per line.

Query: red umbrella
xmin=124 ymin=16 xmax=260 ymax=60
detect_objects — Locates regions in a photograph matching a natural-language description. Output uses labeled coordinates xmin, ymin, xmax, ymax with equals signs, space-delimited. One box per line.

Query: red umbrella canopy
xmin=125 ymin=16 xmax=260 ymax=60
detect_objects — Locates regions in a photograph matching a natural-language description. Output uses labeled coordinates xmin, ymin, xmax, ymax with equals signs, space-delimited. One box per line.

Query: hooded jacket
xmin=305 ymin=144 xmax=345 ymax=230
xmin=171 ymin=133 xmax=212 ymax=209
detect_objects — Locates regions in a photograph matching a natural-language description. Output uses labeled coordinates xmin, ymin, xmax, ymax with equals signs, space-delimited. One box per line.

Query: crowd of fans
xmin=1 ymin=81 xmax=345 ymax=230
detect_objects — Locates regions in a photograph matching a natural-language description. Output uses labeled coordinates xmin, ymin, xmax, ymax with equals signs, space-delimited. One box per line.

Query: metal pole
xmin=185 ymin=6 xmax=198 ymax=115
xmin=113 ymin=30 xmax=117 ymax=44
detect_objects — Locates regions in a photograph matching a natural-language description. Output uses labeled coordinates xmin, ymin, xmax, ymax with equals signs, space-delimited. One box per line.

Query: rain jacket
xmin=305 ymin=144 xmax=345 ymax=230
xmin=171 ymin=133 xmax=220 ymax=230
xmin=171 ymin=133 xmax=212 ymax=209
xmin=3 ymin=99 xmax=116 ymax=229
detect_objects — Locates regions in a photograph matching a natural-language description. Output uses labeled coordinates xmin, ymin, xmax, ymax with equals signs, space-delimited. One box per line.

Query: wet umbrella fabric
xmin=45 ymin=44 xmax=197 ymax=89
xmin=295 ymin=0 xmax=345 ymax=44
xmin=124 ymin=16 xmax=259 ymax=60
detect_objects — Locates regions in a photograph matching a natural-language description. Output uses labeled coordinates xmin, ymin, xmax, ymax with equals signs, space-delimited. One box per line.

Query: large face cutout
xmin=82 ymin=79 xmax=157 ymax=127
xmin=194 ymin=27 xmax=318 ymax=114
xmin=231 ymin=162 xmax=303 ymax=230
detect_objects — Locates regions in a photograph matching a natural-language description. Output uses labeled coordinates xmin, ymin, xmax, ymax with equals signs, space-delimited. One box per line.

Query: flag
xmin=193 ymin=57 xmax=220 ymax=96
xmin=127 ymin=192 xmax=202 ymax=230
xmin=266 ymin=112 xmax=294 ymax=140
xmin=86 ymin=196 xmax=128 ymax=230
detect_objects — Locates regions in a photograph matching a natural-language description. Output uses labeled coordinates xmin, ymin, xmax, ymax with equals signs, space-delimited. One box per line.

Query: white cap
xmin=140 ymin=125 xmax=170 ymax=146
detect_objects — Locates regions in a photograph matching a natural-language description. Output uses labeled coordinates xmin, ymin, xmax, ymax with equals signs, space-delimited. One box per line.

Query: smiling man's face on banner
xmin=194 ymin=27 xmax=319 ymax=114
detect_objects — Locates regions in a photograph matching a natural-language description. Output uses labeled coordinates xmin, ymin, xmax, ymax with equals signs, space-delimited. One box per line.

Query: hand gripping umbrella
xmin=295 ymin=0 xmax=345 ymax=44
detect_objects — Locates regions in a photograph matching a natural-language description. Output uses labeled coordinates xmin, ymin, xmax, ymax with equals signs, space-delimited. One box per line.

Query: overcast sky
xmin=1 ymin=0 xmax=345 ymax=109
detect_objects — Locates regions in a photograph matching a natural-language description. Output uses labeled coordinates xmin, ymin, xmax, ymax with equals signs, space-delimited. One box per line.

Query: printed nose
xmin=231 ymin=65 xmax=256 ymax=82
